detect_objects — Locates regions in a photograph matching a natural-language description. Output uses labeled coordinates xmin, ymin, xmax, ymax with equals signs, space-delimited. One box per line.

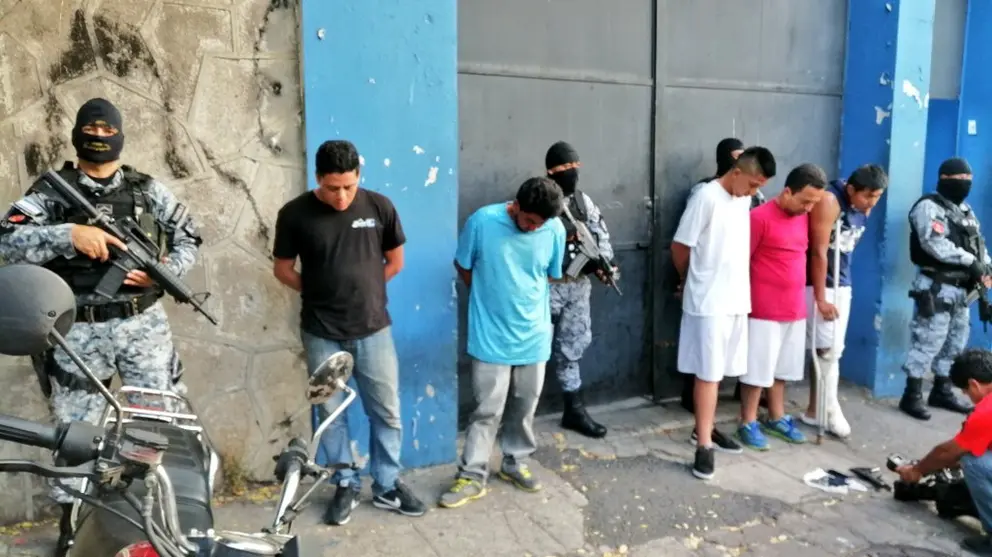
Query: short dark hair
xmin=516 ymin=177 xmax=564 ymax=220
xmin=734 ymin=146 xmax=776 ymax=179
xmin=316 ymin=140 xmax=361 ymax=176
xmin=950 ymin=349 xmax=992 ymax=390
xmin=784 ymin=163 xmax=828 ymax=193
xmin=847 ymin=164 xmax=888 ymax=192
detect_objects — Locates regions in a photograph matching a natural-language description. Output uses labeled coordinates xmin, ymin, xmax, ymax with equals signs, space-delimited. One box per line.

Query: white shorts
xmin=805 ymin=285 xmax=853 ymax=356
xmin=678 ymin=314 xmax=748 ymax=383
xmin=741 ymin=318 xmax=806 ymax=388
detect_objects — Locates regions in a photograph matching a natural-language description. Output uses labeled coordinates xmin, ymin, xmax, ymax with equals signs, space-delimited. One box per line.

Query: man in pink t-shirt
xmin=737 ymin=164 xmax=828 ymax=451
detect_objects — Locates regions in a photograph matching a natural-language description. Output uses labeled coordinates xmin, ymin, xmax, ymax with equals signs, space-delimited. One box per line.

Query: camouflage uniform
xmin=550 ymin=191 xmax=614 ymax=393
xmin=0 ymin=167 xmax=201 ymax=503
xmin=900 ymin=194 xmax=988 ymax=419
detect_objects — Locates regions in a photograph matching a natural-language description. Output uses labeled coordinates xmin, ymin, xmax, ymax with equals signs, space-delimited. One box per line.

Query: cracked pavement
xmin=0 ymin=381 xmax=983 ymax=556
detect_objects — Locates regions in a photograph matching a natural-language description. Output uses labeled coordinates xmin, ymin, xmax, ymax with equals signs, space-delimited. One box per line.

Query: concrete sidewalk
xmin=0 ymin=381 xmax=982 ymax=556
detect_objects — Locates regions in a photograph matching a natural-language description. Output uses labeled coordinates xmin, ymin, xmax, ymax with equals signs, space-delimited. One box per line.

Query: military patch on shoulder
xmin=931 ymin=219 xmax=946 ymax=234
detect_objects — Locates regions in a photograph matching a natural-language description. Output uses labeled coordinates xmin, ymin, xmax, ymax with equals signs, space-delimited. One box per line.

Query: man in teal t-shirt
xmin=439 ymin=176 xmax=566 ymax=509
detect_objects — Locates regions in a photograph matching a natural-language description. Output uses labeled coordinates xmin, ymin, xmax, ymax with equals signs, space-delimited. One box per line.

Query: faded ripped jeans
xmin=301 ymin=326 xmax=403 ymax=496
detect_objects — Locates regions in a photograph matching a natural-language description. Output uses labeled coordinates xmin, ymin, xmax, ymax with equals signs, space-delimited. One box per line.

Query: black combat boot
xmin=562 ymin=389 xmax=607 ymax=438
xmin=928 ymin=375 xmax=974 ymax=415
xmin=54 ymin=503 xmax=73 ymax=557
xmin=899 ymin=377 xmax=931 ymax=420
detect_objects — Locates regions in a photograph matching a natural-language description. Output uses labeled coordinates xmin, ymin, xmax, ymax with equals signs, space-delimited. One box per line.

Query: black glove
xmin=968 ymin=259 xmax=988 ymax=282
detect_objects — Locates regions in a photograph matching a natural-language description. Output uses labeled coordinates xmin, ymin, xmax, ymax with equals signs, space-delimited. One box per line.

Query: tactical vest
xmin=561 ymin=190 xmax=597 ymax=276
xmin=41 ymin=161 xmax=168 ymax=299
xmin=909 ymin=193 xmax=981 ymax=274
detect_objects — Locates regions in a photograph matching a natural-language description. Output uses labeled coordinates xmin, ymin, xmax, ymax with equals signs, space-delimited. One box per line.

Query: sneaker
xmin=438 ymin=477 xmax=487 ymax=509
xmin=692 ymin=445 xmax=715 ymax=480
xmin=762 ymin=415 xmax=807 ymax=444
xmin=691 ymin=428 xmax=744 ymax=454
xmin=372 ymin=480 xmax=427 ymax=517
xmin=323 ymin=482 xmax=360 ymax=525
xmin=498 ymin=464 xmax=542 ymax=492
xmin=736 ymin=421 xmax=769 ymax=451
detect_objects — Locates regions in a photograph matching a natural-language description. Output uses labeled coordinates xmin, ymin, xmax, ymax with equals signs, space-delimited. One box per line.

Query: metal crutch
xmin=812 ymin=217 xmax=842 ymax=445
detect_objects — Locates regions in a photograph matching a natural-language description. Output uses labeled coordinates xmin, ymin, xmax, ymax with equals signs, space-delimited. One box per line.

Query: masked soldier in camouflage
xmin=0 ymin=98 xmax=202 ymax=555
xmin=900 ymin=157 xmax=991 ymax=420
xmin=545 ymin=141 xmax=618 ymax=439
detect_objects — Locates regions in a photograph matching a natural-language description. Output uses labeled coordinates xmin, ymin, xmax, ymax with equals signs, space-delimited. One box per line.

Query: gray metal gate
xmin=457 ymin=0 xmax=847 ymax=412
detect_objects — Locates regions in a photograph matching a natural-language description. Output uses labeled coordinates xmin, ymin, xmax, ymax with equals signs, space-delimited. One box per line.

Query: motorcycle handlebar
xmin=0 ymin=414 xmax=104 ymax=465
xmin=0 ymin=413 xmax=60 ymax=451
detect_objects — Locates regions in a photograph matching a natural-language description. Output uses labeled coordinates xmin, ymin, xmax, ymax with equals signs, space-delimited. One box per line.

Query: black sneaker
xmin=690 ymin=428 xmax=743 ymax=454
xmin=372 ymin=480 xmax=427 ymax=517
xmin=323 ymin=482 xmax=361 ymax=526
xmin=962 ymin=534 xmax=992 ymax=555
xmin=692 ymin=445 xmax=715 ymax=480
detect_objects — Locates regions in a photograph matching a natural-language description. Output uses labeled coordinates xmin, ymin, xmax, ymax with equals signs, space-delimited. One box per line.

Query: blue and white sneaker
xmin=762 ymin=415 xmax=807 ymax=444
xmin=736 ymin=421 xmax=769 ymax=451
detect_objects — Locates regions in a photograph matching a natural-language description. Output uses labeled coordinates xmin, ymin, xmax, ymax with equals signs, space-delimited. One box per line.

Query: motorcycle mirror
xmin=0 ymin=264 xmax=123 ymax=431
xmin=306 ymin=351 xmax=354 ymax=405
xmin=0 ymin=264 xmax=76 ymax=355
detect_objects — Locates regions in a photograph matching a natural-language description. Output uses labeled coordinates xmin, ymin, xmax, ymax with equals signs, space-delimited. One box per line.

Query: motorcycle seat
xmin=125 ymin=419 xmax=215 ymax=509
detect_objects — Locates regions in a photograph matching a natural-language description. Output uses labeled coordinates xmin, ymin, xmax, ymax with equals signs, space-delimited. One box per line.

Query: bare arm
xmin=915 ymin=439 xmax=968 ymax=476
xmin=273 ymin=257 xmax=302 ymax=292
xmin=809 ymin=194 xmax=841 ymax=306
xmin=384 ymin=245 xmax=404 ymax=282
xmin=454 ymin=260 xmax=472 ymax=288
xmin=671 ymin=241 xmax=690 ymax=283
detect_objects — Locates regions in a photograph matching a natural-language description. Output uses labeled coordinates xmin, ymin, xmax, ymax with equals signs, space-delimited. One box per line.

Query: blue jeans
xmin=961 ymin=452 xmax=992 ymax=532
xmin=301 ymin=326 xmax=403 ymax=495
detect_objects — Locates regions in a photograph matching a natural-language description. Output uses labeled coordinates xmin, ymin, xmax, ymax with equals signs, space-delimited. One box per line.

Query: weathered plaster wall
xmin=0 ymin=0 xmax=306 ymax=521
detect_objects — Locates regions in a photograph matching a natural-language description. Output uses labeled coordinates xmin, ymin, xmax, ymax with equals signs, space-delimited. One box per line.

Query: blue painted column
xmin=957 ymin=0 xmax=992 ymax=349
xmin=840 ymin=0 xmax=935 ymax=397
xmin=300 ymin=1 xmax=459 ymax=469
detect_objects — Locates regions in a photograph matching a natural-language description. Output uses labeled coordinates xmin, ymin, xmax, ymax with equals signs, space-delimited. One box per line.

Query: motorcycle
xmin=887 ymin=453 xmax=979 ymax=521
xmin=0 ymin=263 xmax=360 ymax=556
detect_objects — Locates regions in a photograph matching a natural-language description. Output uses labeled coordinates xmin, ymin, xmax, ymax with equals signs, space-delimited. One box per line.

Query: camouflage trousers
xmin=47 ymin=301 xmax=187 ymax=504
xmin=551 ymin=277 xmax=593 ymax=392
xmin=902 ymin=278 xmax=971 ymax=380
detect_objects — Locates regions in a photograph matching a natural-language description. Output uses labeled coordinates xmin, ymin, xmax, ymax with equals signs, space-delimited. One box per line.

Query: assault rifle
xmin=560 ymin=204 xmax=622 ymax=296
xmin=39 ymin=169 xmax=219 ymax=326
xmin=965 ymin=235 xmax=992 ymax=333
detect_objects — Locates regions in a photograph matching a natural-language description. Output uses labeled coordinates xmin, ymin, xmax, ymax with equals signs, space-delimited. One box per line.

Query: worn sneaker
xmin=438 ymin=477 xmax=487 ymax=509
xmin=498 ymin=464 xmax=542 ymax=492
xmin=762 ymin=415 xmax=807 ymax=444
xmin=736 ymin=421 xmax=769 ymax=451
xmin=691 ymin=428 xmax=744 ymax=454
xmin=323 ymin=482 xmax=360 ymax=525
xmin=372 ymin=480 xmax=427 ymax=517
xmin=692 ymin=445 xmax=715 ymax=480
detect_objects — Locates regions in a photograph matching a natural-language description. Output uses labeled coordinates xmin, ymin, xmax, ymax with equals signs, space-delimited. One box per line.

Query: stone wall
xmin=0 ymin=0 xmax=307 ymax=522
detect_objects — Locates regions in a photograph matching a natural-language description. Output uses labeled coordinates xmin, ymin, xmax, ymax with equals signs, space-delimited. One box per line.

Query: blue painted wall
xmin=840 ymin=0 xmax=935 ymax=397
xmin=957 ymin=0 xmax=992 ymax=349
xmin=923 ymin=99 xmax=960 ymax=191
xmin=300 ymin=0 xmax=459 ymax=469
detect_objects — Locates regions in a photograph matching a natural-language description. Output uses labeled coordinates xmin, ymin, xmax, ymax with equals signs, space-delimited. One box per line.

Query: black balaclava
xmin=72 ymin=98 xmax=124 ymax=163
xmin=545 ymin=141 xmax=580 ymax=196
xmin=937 ymin=157 xmax=973 ymax=205
xmin=715 ymin=137 xmax=744 ymax=178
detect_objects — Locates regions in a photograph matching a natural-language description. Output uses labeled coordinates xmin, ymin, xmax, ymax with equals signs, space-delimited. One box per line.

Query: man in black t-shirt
xmin=272 ymin=139 xmax=426 ymax=526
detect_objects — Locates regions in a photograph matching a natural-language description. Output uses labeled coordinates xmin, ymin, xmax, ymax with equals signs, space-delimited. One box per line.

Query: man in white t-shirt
xmin=671 ymin=146 xmax=777 ymax=480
